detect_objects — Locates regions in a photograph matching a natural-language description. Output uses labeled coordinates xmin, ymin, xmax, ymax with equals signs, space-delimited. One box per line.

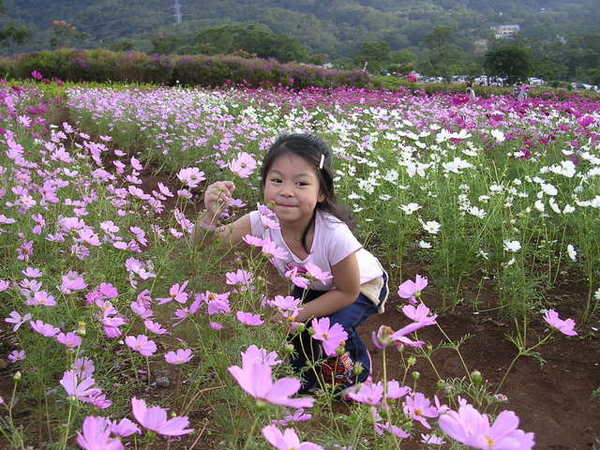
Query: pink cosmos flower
xmin=269 ymin=295 xmax=302 ymax=321
xmin=125 ymin=335 xmax=157 ymax=357
xmin=8 ymin=350 xmax=26 ymax=363
xmin=0 ymin=279 xmax=10 ymax=292
xmin=28 ymin=290 xmax=56 ymax=306
xmin=131 ymin=397 xmax=193 ymax=436
xmin=345 ymin=382 xmax=384 ymax=405
xmin=229 ymin=152 xmax=257 ymax=178
xmin=241 ymin=344 xmax=282 ymax=367
xmin=164 ymin=348 xmax=193 ymax=365
xmin=285 ymin=266 xmax=310 ymax=289
xmin=72 ymin=357 xmax=95 ymax=378
xmin=225 ymin=269 xmax=254 ymax=291
xmin=402 ymin=302 xmax=438 ymax=326
xmin=371 ymin=407 xmax=410 ymax=438
xmin=236 ymin=311 xmax=265 ymax=326
xmin=262 ymin=240 xmax=289 ymax=260
xmin=60 ymin=271 xmax=87 ymax=294
xmin=60 ymin=370 xmax=101 ymax=401
xmin=110 ymin=417 xmax=141 ymax=437
xmin=102 ymin=315 xmax=127 ymax=338
xmin=310 ymin=317 xmax=348 ymax=357
xmin=56 ymin=331 xmax=82 ymax=349
xmin=271 ymin=409 xmax=312 ymax=427
xmin=403 ymin=392 xmax=440 ymax=429
xmin=176 ymin=167 xmax=205 ymax=189
xmin=157 ymin=281 xmax=189 ymax=305
xmin=397 ymin=274 xmax=428 ymax=301
xmin=5 ymin=311 xmax=32 ymax=332
xmin=243 ymin=234 xmax=267 ymax=247
xmin=76 ymin=416 xmax=123 ymax=450
xmin=439 ymin=399 xmax=535 ymax=450
xmin=30 ymin=320 xmax=60 ymax=337
xmin=17 ymin=240 xmax=33 ymax=261
xmin=304 ymin=263 xmax=333 ymax=284
xmin=228 ymin=352 xmax=314 ymax=409
xmin=371 ymin=324 xmax=425 ymax=350
xmin=143 ymin=319 xmax=168 ymax=335
xmin=22 ymin=267 xmax=43 ymax=278
xmin=262 ymin=425 xmax=323 ymax=450
xmin=543 ymin=309 xmax=578 ymax=336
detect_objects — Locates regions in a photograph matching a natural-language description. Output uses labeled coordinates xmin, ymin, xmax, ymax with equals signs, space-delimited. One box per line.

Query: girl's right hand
xmin=204 ymin=181 xmax=236 ymax=220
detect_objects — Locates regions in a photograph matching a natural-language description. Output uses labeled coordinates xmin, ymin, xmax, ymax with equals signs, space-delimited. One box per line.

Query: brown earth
xmin=1 ymin=171 xmax=598 ymax=450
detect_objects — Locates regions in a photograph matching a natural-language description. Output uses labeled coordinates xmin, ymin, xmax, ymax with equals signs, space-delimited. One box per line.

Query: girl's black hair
xmin=260 ymin=133 xmax=355 ymax=253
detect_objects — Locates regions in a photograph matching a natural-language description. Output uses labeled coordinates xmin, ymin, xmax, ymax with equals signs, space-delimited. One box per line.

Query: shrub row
xmin=0 ymin=48 xmax=370 ymax=89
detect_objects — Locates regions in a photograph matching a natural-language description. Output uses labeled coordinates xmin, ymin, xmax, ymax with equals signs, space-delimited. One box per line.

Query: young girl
xmin=200 ymin=133 xmax=388 ymax=393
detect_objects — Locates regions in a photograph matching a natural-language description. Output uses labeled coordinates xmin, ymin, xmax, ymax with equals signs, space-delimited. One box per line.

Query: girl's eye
xmin=296 ymin=181 xmax=309 ymax=187
xmin=270 ymin=178 xmax=282 ymax=184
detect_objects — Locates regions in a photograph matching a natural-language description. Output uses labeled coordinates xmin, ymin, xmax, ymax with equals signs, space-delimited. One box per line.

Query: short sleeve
xmin=324 ymin=220 xmax=362 ymax=266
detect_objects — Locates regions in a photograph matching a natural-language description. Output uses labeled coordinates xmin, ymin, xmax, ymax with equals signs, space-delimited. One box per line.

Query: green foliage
xmin=0 ymin=48 xmax=370 ymax=89
xmin=194 ymin=24 xmax=311 ymax=63
xmin=484 ymin=45 xmax=533 ymax=85
xmin=1 ymin=0 xmax=598 ymax=83
xmin=0 ymin=23 xmax=31 ymax=49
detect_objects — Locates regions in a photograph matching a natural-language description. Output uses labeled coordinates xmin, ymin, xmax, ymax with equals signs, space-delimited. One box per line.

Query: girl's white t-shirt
xmin=249 ymin=209 xmax=383 ymax=290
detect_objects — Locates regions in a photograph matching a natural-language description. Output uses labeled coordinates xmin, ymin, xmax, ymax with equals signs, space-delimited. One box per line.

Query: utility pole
xmin=173 ymin=0 xmax=183 ymax=23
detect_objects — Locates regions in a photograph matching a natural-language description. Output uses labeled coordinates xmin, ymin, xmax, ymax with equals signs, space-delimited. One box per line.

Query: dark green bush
xmin=1 ymin=49 xmax=369 ymax=89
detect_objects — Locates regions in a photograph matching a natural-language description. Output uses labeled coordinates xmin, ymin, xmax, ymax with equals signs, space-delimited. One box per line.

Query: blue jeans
xmin=290 ymin=272 xmax=388 ymax=391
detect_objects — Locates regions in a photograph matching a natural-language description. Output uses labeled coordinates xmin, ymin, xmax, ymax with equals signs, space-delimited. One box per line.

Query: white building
xmin=491 ymin=24 xmax=520 ymax=39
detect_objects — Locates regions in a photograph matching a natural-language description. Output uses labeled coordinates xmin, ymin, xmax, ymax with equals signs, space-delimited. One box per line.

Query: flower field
xmin=0 ymin=76 xmax=599 ymax=449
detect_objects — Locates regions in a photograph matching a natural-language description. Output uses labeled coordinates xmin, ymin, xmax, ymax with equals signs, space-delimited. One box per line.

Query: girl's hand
xmin=203 ymin=181 xmax=235 ymax=224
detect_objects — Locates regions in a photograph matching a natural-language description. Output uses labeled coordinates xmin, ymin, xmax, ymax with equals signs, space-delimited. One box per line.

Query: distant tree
xmin=355 ymin=40 xmax=390 ymax=73
xmin=195 ymin=24 xmax=310 ymax=62
xmin=0 ymin=24 xmax=31 ymax=51
xmin=483 ymin=45 xmax=532 ymax=85
xmin=151 ymin=32 xmax=180 ymax=55
xmin=109 ymin=39 xmax=135 ymax=52
xmin=49 ymin=20 xmax=88 ymax=49
xmin=424 ymin=25 xmax=453 ymax=54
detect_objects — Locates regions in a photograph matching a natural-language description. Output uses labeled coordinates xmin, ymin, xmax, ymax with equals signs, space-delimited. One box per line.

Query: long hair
xmin=260 ymin=133 xmax=354 ymax=253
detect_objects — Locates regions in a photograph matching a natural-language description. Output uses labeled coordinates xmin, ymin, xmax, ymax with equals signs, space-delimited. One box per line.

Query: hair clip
xmin=318 ymin=154 xmax=325 ymax=170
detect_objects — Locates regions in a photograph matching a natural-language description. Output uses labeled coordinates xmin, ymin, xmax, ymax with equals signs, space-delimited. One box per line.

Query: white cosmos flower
xmin=549 ymin=197 xmax=562 ymax=214
xmin=541 ymin=183 xmax=558 ymax=196
xmin=442 ymin=157 xmax=473 ymax=174
xmin=418 ymin=240 xmax=432 ymax=249
xmin=468 ymin=206 xmax=487 ymax=219
xmin=422 ymin=220 xmax=441 ymax=234
xmin=503 ymin=240 xmax=522 ymax=252
xmin=562 ymin=204 xmax=575 ymax=214
xmin=567 ymin=244 xmax=577 ymax=261
xmin=534 ymin=200 xmax=545 ymax=212
xmin=400 ymin=203 xmax=422 ymax=215
xmin=490 ymin=129 xmax=506 ymax=142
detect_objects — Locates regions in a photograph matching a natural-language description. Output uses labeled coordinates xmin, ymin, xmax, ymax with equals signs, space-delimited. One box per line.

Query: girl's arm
xmin=193 ymin=180 xmax=251 ymax=246
xmin=295 ymin=252 xmax=361 ymax=322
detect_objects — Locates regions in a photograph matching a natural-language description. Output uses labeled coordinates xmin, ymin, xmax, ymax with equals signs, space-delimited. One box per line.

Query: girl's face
xmin=263 ymin=153 xmax=325 ymax=229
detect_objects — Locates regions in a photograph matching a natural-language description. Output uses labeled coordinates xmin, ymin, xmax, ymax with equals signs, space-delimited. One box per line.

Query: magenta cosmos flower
xmin=439 ymin=399 xmax=535 ymax=449
xmin=76 ymin=416 xmax=123 ymax=450
xmin=124 ymin=335 xmax=157 ymax=356
xmin=310 ymin=317 xmax=348 ymax=357
xmin=397 ymin=274 xmax=428 ymax=301
xmin=228 ymin=352 xmax=314 ymax=409
xmin=262 ymin=425 xmax=323 ymax=450
xmin=542 ymin=309 xmax=578 ymax=336
xmin=164 ymin=348 xmax=193 ymax=365
xmin=131 ymin=398 xmax=193 ymax=436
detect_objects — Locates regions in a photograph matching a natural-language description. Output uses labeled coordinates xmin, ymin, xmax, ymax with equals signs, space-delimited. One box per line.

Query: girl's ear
xmin=318 ymin=190 xmax=326 ymax=203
